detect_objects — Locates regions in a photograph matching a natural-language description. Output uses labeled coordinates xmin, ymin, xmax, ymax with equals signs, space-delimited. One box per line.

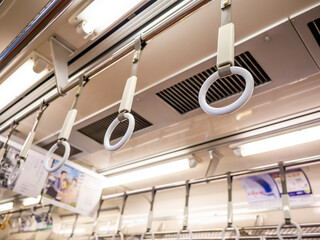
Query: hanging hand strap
xmin=0 ymin=214 xmax=9 ymax=229
xmin=4 ymin=120 xmax=19 ymax=148
xmin=198 ymin=0 xmax=254 ymax=115
xmin=276 ymin=162 xmax=302 ymax=240
xmin=104 ymin=36 xmax=146 ymax=151
xmin=221 ymin=172 xmax=239 ymax=240
xmin=20 ymin=101 xmax=49 ymax=160
xmin=44 ymin=75 xmax=87 ymax=173
xmin=8 ymin=102 xmax=49 ymax=186
xmin=0 ymin=120 xmax=18 ymax=163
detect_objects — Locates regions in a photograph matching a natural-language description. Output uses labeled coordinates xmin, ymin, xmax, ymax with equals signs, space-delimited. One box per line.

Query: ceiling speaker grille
xmin=39 ymin=141 xmax=82 ymax=157
xmin=78 ymin=110 xmax=152 ymax=144
xmin=308 ymin=17 xmax=320 ymax=47
xmin=156 ymin=51 xmax=271 ymax=114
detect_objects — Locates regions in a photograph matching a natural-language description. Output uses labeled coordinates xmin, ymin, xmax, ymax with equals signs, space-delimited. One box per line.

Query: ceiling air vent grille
xmin=156 ymin=51 xmax=271 ymax=114
xmin=307 ymin=17 xmax=320 ymax=47
xmin=39 ymin=141 xmax=82 ymax=157
xmin=78 ymin=110 xmax=152 ymax=144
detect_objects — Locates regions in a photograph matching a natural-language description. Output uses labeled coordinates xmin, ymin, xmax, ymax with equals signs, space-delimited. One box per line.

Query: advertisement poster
xmin=0 ymin=135 xmax=106 ymax=218
xmin=42 ymin=159 xmax=106 ymax=218
xmin=269 ymin=168 xmax=313 ymax=206
xmin=0 ymin=141 xmax=20 ymax=189
xmin=0 ymin=136 xmax=49 ymax=198
xmin=238 ymin=168 xmax=313 ymax=210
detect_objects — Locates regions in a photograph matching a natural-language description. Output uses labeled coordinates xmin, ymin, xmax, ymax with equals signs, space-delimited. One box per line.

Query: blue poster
xmin=238 ymin=168 xmax=313 ymax=210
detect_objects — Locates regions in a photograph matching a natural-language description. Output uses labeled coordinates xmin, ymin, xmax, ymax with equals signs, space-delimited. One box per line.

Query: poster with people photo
xmin=42 ymin=159 xmax=105 ymax=218
xmin=43 ymin=160 xmax=84 ymax=208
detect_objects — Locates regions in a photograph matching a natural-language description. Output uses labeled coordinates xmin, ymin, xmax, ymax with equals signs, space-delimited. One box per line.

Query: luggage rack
xmin=98 ymin=224 xmax=320 ymax=240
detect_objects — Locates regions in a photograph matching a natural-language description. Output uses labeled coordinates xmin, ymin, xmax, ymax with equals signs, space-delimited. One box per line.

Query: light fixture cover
xmin=232 ymin=125 xmax=320 ymax=157
xmin=103 ymin=158 xmax=191 ymax=188
xmin=70 ymin=0 xmax=145 ymax=39
xmin=22 ymin=195 xmax=41 ymax=206
xmin=0 ymin=202 xmax=13 ymax=212
xmin=0 ymin=53 xmax=51 ymax=111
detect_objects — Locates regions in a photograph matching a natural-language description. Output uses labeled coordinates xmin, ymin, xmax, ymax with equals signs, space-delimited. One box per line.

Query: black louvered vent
xmin=308 ymin=17 xmax=320 ymax=47
xmin=156 ymin=51 xmax=271 ymax=114
xmin=39 ymin=142 xmax=82 ymax=157
xmin=78 ymin=110 xmax=152 ymax=144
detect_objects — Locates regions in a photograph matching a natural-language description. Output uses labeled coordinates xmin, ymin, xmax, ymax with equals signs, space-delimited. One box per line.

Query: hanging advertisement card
xmin=41 ymin=159 xmax=106 ymax=218
xmin=238 ymin=168 xmax=313 ymax=210
xmin=0 ymin=136 xmax=48 ymax=198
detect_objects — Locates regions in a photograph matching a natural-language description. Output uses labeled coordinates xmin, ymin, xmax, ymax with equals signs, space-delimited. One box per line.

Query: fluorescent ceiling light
xmin=22 ymin=195 xmax=41 ymax=206
xmin=103 ymin=159 xmax=191 ymax=188
xmin=72 ymin=0 xmax=144 ymax=38
xmin=232 ymin=125 xmax=320 ymax=157
xmin=0 ymin=202 xmax=13 ymax=212
xmin=0 ymin=56 xmax=50 ymax=111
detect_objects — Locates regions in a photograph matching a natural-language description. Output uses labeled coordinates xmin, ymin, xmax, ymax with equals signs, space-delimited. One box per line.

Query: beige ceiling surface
xmin=0 ymin=0 xmax=49 ymax=53
xmin=79 ymin=72 xmax=320 ymax=172
xmin=5 ymin=0 xmax=320 ymax=174
xmin=0 ymin=0 xmax=87 ymax=79
xmin=16 ymin=0 xmax=319 ymax=139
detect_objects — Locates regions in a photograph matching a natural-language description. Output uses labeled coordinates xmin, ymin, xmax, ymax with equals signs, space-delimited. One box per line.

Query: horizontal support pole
xmin=102 ymin=154 xmax=320 ymax=200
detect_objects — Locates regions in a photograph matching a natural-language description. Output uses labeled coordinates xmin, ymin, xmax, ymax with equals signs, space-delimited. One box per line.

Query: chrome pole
xmin=102 ymin=154 xmax=320 ymax=200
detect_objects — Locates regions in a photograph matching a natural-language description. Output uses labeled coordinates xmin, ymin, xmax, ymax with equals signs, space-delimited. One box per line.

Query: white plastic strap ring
xmin=198 ymin=66 xmax=254 ymax=115
xmin=7 ymin=159 xmax=25 ymax=186
xmin=44 ymin=141 xmax=70 ymax=172
xmin=104 ymin=112 xmax=135 ymax=151
xmin=177 ymin=229 xmax=192 ymax=240
xmin=277 ymin=221 xmax=302 ymax=240
xmin=141 ymin=231 xmax=155 ymax=240
xmin=221 ymin=225 xmax=240 ymax=240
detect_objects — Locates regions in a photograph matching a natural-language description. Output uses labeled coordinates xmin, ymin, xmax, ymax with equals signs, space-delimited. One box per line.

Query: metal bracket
xmin=221 ymin=0 xmax=232 ymax=25
xmin=71 ymin=75 xmax=87 ymax=110
xmin=50 ymin=36 xmax=74 ymax=96
xmin=3 ymin=120 xmax=18 ymax=148
xmin=117 ymin=112 xmax=127 ymax=122
xmin=218 ymin=65 xmax=232 ymax=78
xmin=206 ymin=150 xmax=222 ymax=177
xmin=226 ymin=172 xmax=233 ymax=227
xmin=279 ymin=162 xmax=291 ymax=225
xmin=131 ymin=35 xmax=146 ymax=77
xmin=32 ymin=100 xmax=49 ymax=132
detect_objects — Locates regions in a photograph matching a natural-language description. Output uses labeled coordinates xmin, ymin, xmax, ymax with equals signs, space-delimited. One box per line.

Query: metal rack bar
xmin=0 ymin=0 xmax=211 ymax=134
xmin=0 ymin=204 xmax=52 ymax=216
xmin=97 ymin=223 xmax=320 ymax=238
xmin=102 ymin=154 xmax=320 ymax=200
